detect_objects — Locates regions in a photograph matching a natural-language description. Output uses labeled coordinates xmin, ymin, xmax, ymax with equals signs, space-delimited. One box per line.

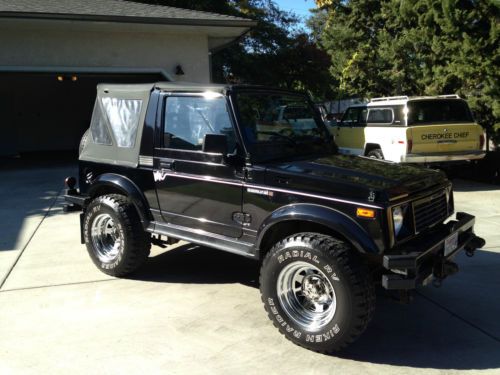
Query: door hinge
xmin=233 ymin=212 xmax=252 ymax=226
xmin=234 ymin=167 xmax=249 ymax=180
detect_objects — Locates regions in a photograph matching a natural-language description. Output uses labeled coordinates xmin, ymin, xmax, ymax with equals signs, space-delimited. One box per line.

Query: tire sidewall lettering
xmin=277 ymin=248 xmax=341 ymax=283
xmin=265 ymin=247 xmax=350 ymax=345
xmin=84 ymin=200 xmax=126 ymax=270
xmin=277 ymin=250 xmax=320 ymax=266
xmin=267 ymin=298 xmax=303 ymax=339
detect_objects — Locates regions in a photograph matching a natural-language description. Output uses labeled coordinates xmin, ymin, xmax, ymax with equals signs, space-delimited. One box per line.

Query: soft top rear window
xmin=407 ymin=99 xmax=472 ymax=125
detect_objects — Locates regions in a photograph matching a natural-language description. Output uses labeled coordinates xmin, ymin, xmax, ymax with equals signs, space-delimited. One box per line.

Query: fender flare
xmin=256 ymin=203 xmax=381 ymax=254
xmin=88 ymin=173 xmax=152 ymax=226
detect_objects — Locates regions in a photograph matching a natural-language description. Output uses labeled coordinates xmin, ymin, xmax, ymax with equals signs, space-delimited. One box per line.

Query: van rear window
xmin=407 ymin=100 xmax=472 ymax=125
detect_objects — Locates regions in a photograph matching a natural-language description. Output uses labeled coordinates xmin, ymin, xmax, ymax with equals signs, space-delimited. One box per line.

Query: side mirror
xmin=202 ymin=133 xmax=228 ymax=155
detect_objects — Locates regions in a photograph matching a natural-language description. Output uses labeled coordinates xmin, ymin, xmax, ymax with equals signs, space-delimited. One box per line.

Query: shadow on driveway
xmin=0 ymin=167 xmax=75 ymax=252
xmin=451 ymin=178 xmax=500 ymax=192
xmin=132 ymin=244 xmax=500 ymax=371
xmin=132 ymin=244 xmax=260 ymax=288
xmin=0 ymin=153 xmax=77 ymax=253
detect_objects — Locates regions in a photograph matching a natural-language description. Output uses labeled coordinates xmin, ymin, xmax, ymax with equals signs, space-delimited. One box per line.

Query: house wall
xmin=0 ymin=18 xmax=211 ymax=83
xmin=0 ymin=18 xmax=216 ymax=155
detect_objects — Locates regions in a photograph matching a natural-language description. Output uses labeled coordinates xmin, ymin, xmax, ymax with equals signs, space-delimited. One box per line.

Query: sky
xmin=274 ymin=0 xmax=316 ymax=25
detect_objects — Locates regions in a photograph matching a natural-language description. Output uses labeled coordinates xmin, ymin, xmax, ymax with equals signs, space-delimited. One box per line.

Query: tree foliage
xmin=138 ymin=0 xmax=334 ymax=99
xmin=316 ymin=0 xmax=499 ymax=138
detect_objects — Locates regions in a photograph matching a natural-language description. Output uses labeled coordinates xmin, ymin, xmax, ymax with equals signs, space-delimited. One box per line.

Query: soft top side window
xmin=102 ymin=97 xmax=142 ymax=148
xmin=90 ymin=99 xmax=113 ymax=145
xmin=162 ymin=95 xmax=236 ymax=152
xmin=89 ymin=97 xmax=143 ymax=148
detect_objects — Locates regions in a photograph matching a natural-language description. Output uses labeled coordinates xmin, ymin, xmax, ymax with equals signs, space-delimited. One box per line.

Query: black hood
xmin=264 ymin=154 xmax=448 ymax=203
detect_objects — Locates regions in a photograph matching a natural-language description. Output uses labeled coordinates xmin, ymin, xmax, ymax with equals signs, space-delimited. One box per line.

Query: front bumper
xmin=382 ymin=212 xmax=485 ymax=290
xmin=401 ymin=150 xmax=486 ymax=163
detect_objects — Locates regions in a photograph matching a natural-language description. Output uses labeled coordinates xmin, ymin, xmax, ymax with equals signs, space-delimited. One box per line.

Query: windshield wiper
xmin=256 ymin=131 xmax=297 ymax=146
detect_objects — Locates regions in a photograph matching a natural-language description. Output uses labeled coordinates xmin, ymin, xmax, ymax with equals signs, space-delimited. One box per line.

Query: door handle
xmin=160 ymin=160 xmax=175 ymax=171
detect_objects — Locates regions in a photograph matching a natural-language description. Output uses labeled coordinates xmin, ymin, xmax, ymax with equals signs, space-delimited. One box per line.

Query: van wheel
xmin=83 ymin=194 xmax=151 ymax=277
xmin=260 ymin=233 xmax=375 ymax=353
xmin=367 ymin=148 xmax=384 ymax=160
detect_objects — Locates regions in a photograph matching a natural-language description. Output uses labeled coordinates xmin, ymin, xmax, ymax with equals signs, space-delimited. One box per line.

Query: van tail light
xmin=479 ymin=134 xmax=485 ymax=150
xmin=407 ymin=138 xmax=413 ymax=153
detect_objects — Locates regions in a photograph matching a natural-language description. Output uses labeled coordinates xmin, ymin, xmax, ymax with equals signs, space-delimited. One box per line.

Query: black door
xmin=154 ymin=93 xmax=243 ymax=238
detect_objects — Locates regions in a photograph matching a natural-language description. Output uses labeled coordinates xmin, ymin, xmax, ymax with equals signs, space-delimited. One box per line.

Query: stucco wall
xmin=0 ymin=19 xmax=211 ymax=82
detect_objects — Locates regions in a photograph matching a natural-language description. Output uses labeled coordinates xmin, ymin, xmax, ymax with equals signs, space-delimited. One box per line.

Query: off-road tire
xmin=83 ymin=194 xmax=151 ymax=277
xmin=260 ymin=233 xmax=375 ymax=353
xmin=367 ymin=148 xmax=384 ymax=160
xmin=79 ymin=129 xmax=90 ymax=155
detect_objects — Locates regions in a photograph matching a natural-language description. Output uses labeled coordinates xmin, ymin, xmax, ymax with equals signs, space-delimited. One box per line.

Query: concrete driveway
xmin=1 ymin=165 xmax=499 ymax=374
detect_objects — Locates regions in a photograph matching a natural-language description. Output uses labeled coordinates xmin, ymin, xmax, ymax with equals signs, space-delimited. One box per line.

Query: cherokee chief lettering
xmin=421 ymin=131 xmax=469 ymax=140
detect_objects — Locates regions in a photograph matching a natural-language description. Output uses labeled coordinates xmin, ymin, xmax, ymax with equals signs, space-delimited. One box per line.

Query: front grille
xmin=413 ymin=190 xmax=448 ymax=233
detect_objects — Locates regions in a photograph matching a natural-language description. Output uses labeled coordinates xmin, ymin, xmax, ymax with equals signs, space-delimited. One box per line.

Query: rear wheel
xmin=260 ymin=233 xmax=375 ymax=353
xmin=83 ymin=194 xmax=150 ymax=276
xmin=367 ymin=148 xmax=384 ymax=160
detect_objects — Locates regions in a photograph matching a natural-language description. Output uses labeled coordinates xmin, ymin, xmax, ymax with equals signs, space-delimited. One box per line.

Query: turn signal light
xmin=357 ymin=208 xmax=375 ymax=218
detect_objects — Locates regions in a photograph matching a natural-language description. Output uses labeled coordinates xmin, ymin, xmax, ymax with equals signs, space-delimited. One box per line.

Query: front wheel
xmin=260 ymin=233 xmax=375 ymax=353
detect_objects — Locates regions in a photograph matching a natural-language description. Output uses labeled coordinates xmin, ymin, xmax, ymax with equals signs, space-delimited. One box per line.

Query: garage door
xmin=0 ymin=72 xmax=165 ymax=156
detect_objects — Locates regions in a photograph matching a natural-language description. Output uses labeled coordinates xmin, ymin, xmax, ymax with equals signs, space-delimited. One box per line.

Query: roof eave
xmin=0 ymin=11 xmax=258 ymax=28
xmin=209 ymin=26 xmax=253 ymax=53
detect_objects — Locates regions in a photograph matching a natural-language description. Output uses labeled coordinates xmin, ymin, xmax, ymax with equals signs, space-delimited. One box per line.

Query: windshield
xmin=234 ymin=91 xmax=333 ymax=162
xmin=407 ymin=99 xmax=473 ymax=125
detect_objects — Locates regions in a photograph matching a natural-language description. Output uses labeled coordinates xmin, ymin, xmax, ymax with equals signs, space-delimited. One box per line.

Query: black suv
xmin=65 ymin=82 xmax=485 ymax=353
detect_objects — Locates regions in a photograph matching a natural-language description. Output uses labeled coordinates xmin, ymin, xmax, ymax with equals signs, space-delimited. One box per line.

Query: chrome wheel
xmin=90 ymin=213 xmax=122 ymax=263
xmin=277 ymin=261 xmax=337 ymax=331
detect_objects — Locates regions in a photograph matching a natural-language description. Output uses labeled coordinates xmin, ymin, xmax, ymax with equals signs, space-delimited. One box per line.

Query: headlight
xmin=393 ymin=206 xmax=404 ymax=236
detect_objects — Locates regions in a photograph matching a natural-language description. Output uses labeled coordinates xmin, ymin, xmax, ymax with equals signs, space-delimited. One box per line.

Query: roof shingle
xmin=0 ymin=0 xmax=255 ymax=26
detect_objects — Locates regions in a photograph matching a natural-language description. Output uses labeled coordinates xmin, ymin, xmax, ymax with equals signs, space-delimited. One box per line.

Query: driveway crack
xmin=0 ymin=188 xmax=62 ymax=289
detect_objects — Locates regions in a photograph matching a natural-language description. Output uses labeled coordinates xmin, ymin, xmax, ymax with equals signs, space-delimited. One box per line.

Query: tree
xmin=138 ymin=0 xmax=335 ymax=99
xmin=316 ymin=0 xmax=499 ymax=139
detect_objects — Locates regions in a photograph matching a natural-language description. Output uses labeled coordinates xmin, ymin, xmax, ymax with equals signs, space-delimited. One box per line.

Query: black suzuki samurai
xmin=65 ymin=82 xmax=485 ymax=353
